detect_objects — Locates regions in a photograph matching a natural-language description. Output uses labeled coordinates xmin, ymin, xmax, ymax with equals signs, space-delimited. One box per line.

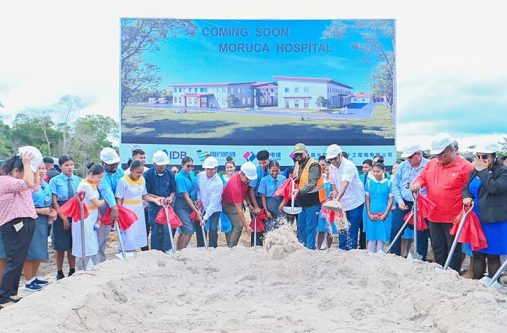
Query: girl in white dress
xmin=74 ymin=165 xmax=105 ymax=269
xmin=115 ymin=160 xmax=164 ymax=251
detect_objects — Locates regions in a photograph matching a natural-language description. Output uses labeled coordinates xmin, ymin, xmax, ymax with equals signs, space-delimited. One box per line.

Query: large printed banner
xmin=120 ymin=19 xmax=396 ymax=166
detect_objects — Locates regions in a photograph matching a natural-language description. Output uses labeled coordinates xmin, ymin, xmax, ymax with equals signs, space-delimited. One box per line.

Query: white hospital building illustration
xmin=169 ymin=76 xmax=353 ymax=110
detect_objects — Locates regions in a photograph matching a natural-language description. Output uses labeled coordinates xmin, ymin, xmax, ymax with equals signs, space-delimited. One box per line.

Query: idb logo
xmin=162 ymin=150 xmax=187 ymax=160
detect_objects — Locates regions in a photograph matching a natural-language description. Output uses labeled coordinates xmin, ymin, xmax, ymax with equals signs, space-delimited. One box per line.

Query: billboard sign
xmin=120 ymin=19 xmax=396 ymax=165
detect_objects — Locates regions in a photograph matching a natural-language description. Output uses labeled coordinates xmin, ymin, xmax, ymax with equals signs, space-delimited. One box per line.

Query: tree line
xmin=0 ymin=95 xmax=118 ymax=177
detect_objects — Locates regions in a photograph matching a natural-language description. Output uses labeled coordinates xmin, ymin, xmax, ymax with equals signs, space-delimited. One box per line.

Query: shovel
xmin=114 ymin=219 xmax=134 ymax=260
xmin=283 ymin=178 xmax=302 ymax=215
xmin=481 ymin=258 xmax=507 ymax=288
xmin=163 ymin=204 xmax=177 ymax=254
xmin=200 ymin=222 xmax=208 ymax=250
xmin=386 ymin=210 xmax=413 ymax=254
xmin=411 ymin=192 xmax=423 ymax=260
xmin=252 ymin=214 xmax=257 ymax=248
xmin=442 ymin=203 xmax=475 ymax=270
xmin=77 ymin=193 xmax=91 ymax=271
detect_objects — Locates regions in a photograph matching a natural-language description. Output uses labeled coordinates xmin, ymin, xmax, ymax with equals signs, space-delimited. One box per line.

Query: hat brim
xmin=103 ymin=156 xmax=120 ymax=164
xmin=430 ymin=147 xmax=446 ymax=155
xmin=326 ymin=153 xmax=339 ymax=160
xmin=154 ymin=160 xmax=169 ymax=166
xmin=400 ymin=151 xmax=417 ymax=158
xmin=292 ymin=149 xmax=306 ymax=154
xmin=246 ymin=174 xmax=258 ymax=180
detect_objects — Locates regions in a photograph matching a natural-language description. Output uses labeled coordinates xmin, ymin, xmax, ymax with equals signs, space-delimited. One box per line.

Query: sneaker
xmin=56 ymin=271 xmax=65 ymax=280
xmin=34 ymin=277 xmax=49 ymax=286
xmin=25 ymin=281 xmax=42 ymax=292
xmin=68 ymin=268 xmax=75 ymax=277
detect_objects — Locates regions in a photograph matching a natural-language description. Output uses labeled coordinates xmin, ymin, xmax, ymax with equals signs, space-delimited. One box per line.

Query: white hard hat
xmin=100 ymin=147 xmax=120 ymax=164
xmin=240 ymin=161 xmax=258 ymax=180
xmin=325 ymin=144 xmax=343 ymax=160
xmin=152 ymin=150 xmax=170 ymax=165
xmin=474 ymin=142 xmax=500 ymax=154
xmin=17 ymin=146 xmax=43 ymax=172
xmin=430 ymin=133 xmax=456 ymax=155
xmin=400 ymin=143 xmax=423 ymax=158
xmin=202 ymin=156 xmax=218 ymax=169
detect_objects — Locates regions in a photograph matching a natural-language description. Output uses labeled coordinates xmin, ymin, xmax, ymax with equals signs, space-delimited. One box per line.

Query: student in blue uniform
xmin=363 ymin=163 xmax=394 ymax=254
xmin=49 ymin=155 xmax=81 ymax=280
xmin=316 ymin=165 xmax=334 ymax=249
xmin=24 ymin=163 xmax=57 ymax=291
xmin=258 ymin=160 xmax=286 ymax=234
xmin=174 ymin=157 xmax=201 ymax=250
xmin=248 ymin=150 xmax=270 ymax=246
xmin=218 ymin=160 xmax=235 ymax=244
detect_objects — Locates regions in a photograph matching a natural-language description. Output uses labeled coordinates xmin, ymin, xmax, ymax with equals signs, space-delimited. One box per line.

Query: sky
xmin=1 ymin=0 xmax=506 ymax=151
xmin=143 ymin=19 xmax=393 ymax=92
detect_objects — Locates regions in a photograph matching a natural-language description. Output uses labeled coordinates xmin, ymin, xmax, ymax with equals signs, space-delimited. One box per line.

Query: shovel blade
xmin=283 ymin=206 xmax=302 ymax=215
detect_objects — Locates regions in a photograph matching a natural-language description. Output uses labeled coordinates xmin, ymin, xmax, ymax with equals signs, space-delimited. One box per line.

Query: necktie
xmin=67 ymin=178 xmax=75 ymax=198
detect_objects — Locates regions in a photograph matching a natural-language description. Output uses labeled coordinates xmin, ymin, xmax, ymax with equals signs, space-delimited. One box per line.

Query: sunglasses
xmin=184 ymin=164 xmax=195 ymax=169
xmin=476 ymin=154 xmax=489 ymax=160
xmin=294 ymin=153 xmax=303 ymax=158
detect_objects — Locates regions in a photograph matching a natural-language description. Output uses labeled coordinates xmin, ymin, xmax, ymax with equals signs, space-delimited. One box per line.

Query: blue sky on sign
xmin=144 ymin=19 xmax=394 ymax=93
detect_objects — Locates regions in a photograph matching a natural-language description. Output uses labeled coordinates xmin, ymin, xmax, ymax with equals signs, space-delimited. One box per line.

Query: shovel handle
xmin=163 ymin=205 xmax=176 ymax=254
xmin=443 ymin=202 xmax=475 ymax=270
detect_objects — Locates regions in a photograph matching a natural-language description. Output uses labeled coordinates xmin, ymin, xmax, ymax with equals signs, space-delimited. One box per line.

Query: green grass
xmin=122 ymin=105 xmax=394 ymax=139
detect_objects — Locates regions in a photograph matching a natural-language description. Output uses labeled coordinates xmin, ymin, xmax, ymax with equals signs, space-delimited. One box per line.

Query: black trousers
xmin=0 ymin=218 xmax=36 ymax=303
xmin=428 ymin=221 xmax=462 ymax=271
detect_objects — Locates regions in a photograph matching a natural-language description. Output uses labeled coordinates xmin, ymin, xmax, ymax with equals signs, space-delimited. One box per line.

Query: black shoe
xmin=56 ymin=271 xmax=65 ymax=280
xmin=68 ymin=268 xmax=76 ymax=277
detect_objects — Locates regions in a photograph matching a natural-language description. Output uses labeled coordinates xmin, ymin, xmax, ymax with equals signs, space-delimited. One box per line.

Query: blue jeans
xmin=297 ymin=204 xmax=321 ymax=250
xmin=339 ymin=204 xmax=364 ymax=250
xmin=147 ymin=203 xmax=174 ymax=252
xmin=390 ymin=201 xmax=430 ymax=260
xmin=207 ymin=212 xmax=221 ymax=248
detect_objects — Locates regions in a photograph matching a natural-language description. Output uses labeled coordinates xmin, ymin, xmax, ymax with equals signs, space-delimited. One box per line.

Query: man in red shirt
xmin=411 ymin=133 xmax=473 ymax=271
xmin=222 ymin=162 xmax=257 ymax=247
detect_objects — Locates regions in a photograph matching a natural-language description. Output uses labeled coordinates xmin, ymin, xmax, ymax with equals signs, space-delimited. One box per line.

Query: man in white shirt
xmin=197 ymin=157 xmax=224 ymax=248
xmin=326 ymin=144 xmax=365 ymax=250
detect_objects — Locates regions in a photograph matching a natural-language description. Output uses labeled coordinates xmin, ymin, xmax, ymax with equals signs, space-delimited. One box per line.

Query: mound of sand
xmin=263 ymin=225 xmax=304 ymax=259
xmin=1 ymin=248 xmax=506 ymax=332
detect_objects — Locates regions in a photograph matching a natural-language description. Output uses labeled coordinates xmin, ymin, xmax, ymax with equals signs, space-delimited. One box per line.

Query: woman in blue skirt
xmin=364 ymin=163 xmax=394 ymax=254
xmin=259 ymin=160 xmax=286 ymax=233
xmin=463 ymin=143 xmax=507 ymax=281
xmin=49 ymin=155 xmax=81 ymax=280
xmin=24 ymin=162 xmax=57 ymax=291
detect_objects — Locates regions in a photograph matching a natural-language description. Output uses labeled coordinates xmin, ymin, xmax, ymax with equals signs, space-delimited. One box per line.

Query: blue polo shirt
xmin=49 ymin=173 xmax=81 ymax=201
xmin=258 ymin=174 xmax=286 ymax=197
xmin=248 ymin=165 xmax=269 ymax=196
xmin=32 ymin=180 xmax=52 ymax=208
xmin=144 ymin=166 xmax=176 ymax=198
xmin=175 ymin=170 xmax=197 ymax=200
xmin=98 ymin=168 xmax=124 ymax=208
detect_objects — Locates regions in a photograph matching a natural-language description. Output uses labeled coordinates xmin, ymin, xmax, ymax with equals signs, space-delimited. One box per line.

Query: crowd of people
xmin=0 ymin=133 xmax=506 ymax=308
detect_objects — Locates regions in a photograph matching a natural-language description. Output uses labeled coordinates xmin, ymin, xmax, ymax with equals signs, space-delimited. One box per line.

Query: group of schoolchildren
xmin=1 ymin=133 xmax=506 ymax=305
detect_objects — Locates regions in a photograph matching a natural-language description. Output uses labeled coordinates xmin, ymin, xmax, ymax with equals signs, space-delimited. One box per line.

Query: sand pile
xmin=263 ymin=225 xmax=304 ymax=259
xmin=1 ymin=248 xmax=506 ymax=332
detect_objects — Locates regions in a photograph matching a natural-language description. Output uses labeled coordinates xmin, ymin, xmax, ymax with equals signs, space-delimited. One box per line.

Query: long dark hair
xmin=1 ymin=155 xmax=24 ymax=175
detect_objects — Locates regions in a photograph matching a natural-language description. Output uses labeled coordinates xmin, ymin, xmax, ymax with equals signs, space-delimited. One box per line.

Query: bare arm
xmin=235 ymin=201 xmax=252 ymax=232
